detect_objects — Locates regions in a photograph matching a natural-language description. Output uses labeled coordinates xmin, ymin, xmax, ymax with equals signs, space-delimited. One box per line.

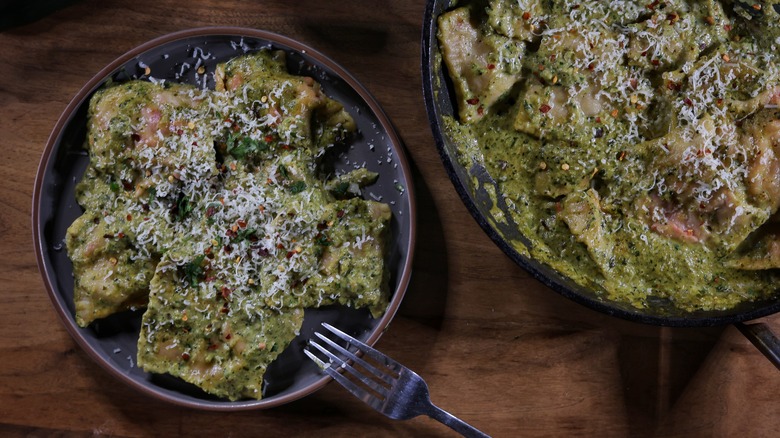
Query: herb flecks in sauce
xmin=438 ymin=0 xmax=780 ymax=311
xmin=66 ymin=51 xmax=391 ymax=400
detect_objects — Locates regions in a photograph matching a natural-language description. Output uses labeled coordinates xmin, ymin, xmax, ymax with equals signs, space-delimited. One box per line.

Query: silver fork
xmin=305 ymin=323 xmax=491 ymax=438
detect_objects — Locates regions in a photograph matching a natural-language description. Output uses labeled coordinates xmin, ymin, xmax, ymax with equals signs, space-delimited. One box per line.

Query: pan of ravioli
xmin=424 ymin=1 xmax=780 ymax=329
xmin=34 ymin=28 xmax=415 ymax=408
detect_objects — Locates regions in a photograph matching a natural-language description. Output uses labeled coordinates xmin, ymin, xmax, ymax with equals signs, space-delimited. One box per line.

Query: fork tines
xmin=305 ymin=323 xmax=398 ymax=405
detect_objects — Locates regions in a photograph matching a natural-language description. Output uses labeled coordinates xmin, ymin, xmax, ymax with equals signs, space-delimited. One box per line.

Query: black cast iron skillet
xmin=422 ymin=0 xmax=780 ymax=367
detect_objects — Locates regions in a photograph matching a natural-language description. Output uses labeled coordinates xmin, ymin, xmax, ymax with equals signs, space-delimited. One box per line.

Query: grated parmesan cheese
xmin=67 ymin=50 xmax=393 ymax=400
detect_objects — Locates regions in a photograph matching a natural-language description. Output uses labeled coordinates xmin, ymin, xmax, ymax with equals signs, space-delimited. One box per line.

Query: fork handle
xmin=426 ymin=403 xmax=491 ymax=438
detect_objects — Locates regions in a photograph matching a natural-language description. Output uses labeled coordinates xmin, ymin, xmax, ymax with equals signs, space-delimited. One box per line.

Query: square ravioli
xmin=138 ymin=259 xmax=304 ymax=401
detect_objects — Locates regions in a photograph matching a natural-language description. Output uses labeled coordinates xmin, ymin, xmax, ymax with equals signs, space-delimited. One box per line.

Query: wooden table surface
xmin=2 ymin=1 xmax=779 ymax=436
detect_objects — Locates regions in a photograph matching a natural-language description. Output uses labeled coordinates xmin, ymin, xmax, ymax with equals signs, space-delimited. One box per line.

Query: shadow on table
xmin=617 ymin=323 xmax=723 ymax=437
xmin=527 ymin=284 xmax=725 ymax=437
xmin=395 ymin=156 xmax=449 ymax=330
xmin=0 ymin=0 xmax=82 ymax=31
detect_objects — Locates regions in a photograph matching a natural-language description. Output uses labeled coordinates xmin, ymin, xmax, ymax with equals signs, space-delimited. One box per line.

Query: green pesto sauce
xmin=67 ymin=51 xmax=391 ymax=400
xmin=447 ymin=115 xmax=780 ymax=311
xmin=440 ymin=0 xmax=780 ymax=312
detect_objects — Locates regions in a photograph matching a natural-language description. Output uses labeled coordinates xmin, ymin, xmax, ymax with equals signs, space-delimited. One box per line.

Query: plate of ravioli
xmin=33 ymin=27 xmax=415 ymax=409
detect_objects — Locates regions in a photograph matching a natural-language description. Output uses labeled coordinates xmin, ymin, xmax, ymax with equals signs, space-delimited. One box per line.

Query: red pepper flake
xmin=225 ymin=333 xmax=232 ymax=340
xmin=181 ymin=353 xmax=190 ymax=361
xmin=466 ymin=98 xmax=480 ymax=105
xmin=651 ymin=59 xmax=660 ymax=67
xmin=237 ymin=219 xmax=247 ymax=229
xmin=539 ymin=104 xmax=552 ymax=113
xmin=595 ymin=116 xmax=602 ymax=123
xmin=208 ymin=344 xmax=219 ymax=351
xmin=522 ymin=11 xmax=531 ymax=20
xmin=290 ymin=277 xmax=304 ymax=289
xmin=683 ymin=97 xmax=693 ymax=107
xmin=276 ymin=243 xmax=285 ymax=249
xmin=131 ymin=133 xmax=141 ymax=142
xmin=487 ymin=63 xmax=495 ymax=70
xmin=646 ymin=0 xmax=659 ymax=10
xmin=126 ymin=214 xmax=132 ymax=221
xmin=723 ymin=24 xmax=732 ymax=32
xmin=264 ymin=134 xmax=275 ymax=143
xmin=477 ymin=106 xmax=484 ymax=116
xmin=336 ymin=209 xmax=345 ymax=218
xmin=223 ymin=244 xmax=232 ymax=254
xmin=286 ymin=251 xmax=295 ymax=259
xmin=206 ymin=206 xmax=216 ymax=218
xmin=666 ymin=81 xmax=681 ymax=91
xmin=587 ymin=62 xmax=595 ymax=71
xmin=220 ymin=286 xmax=231 ymax=300
xmin=117 ymin=232 xmax=125 ymax=239
xmin=629 ymin=78 xmax=638 ymax=89
xmin=752 ymin=4 xmax=762 ymax=10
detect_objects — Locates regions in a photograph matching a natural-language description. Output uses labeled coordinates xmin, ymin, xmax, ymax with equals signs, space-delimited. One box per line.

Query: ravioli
xmin=66 ymin=50 xmax=391 ymax=399
xmin=138 ymin=261 xmax=304 ymax=401
xmin=439 ymin=0 xmax=780 ymax=311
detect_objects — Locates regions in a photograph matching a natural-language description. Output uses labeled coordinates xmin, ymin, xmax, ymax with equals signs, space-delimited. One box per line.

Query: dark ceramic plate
xmin=33 ymin=27 xmax=415 ymax=410
xmin=422 ymin=0 xmax=780 ymax=326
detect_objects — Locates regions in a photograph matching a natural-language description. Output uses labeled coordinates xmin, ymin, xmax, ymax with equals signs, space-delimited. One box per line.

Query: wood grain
xmin=1 ymin=1 xmax=779 ymax=436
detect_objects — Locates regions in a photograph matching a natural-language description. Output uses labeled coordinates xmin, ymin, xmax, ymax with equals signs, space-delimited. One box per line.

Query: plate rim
xmin=32 ymin=26 xmax=417 ymax=410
